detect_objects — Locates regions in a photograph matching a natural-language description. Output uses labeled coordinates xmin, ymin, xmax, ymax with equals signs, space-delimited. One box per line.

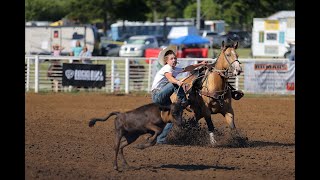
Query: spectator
xmin=78 ymin=45 xmax=93 ymax=91
xmin=70 ymin=40 xmax=83 ymax=62
xmin=52 ymin=44 xmax=64 ymax=56
xmin=79 ymin=45 xmax=92 ymax=64
xmin=69 ymin=40 xmax=83 ymax=91
xmin=289 ymin=44 xmax=295 ymax=61
xmin=130 ymin=60 xmax=144 ymax=90
xmin=150 ymin=45 xmax=207 ymax=144
xmin=110 ymin=63 xmax=121 ymax=92
xmin=47 ymin=44 xmax=64 ymax=92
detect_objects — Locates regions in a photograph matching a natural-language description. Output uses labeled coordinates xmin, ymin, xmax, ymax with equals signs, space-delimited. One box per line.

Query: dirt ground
xmin=25 ymin=93 xmax=295 ymax=179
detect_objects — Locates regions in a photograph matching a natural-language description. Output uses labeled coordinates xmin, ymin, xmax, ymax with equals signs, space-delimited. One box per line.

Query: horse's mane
xmin=224 ymin=44 xmax=234 ymax=49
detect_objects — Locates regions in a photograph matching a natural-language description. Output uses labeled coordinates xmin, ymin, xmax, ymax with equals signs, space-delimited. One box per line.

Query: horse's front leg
xmin=225 ymin=110 xmax=236 ymax=129
xmin=223 ymin=107 xmax=239 ymax=137
xmin=204 ymin=115 xmax=217 ymax=145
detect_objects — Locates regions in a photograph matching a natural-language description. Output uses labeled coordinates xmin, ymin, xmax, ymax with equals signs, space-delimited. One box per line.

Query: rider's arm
xmin=165 ymin=72 xmax=183 ymax=86
xmin=182 ymin=61 xmax=207 ymax=72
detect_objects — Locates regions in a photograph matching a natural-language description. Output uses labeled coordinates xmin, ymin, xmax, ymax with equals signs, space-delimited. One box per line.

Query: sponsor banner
xmin=244 ymin=62 xmax=295 ymax=94
xmin=62 ymin=63 xmax=106 ymax=88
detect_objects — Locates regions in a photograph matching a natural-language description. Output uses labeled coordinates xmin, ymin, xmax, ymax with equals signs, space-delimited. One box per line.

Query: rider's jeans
xmin=151 ymin=82 xmax=186 ymax=106
xmin=151 ymin=82 xmax=186 ymax=144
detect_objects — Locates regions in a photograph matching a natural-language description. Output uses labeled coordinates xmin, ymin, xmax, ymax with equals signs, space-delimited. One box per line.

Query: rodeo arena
xmin=25 ymin=11 xmax=295 ymax=179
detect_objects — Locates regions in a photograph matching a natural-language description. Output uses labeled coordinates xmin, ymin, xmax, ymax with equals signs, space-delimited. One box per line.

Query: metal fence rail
xmin=25 ymin=55 xmax=294 ymax=94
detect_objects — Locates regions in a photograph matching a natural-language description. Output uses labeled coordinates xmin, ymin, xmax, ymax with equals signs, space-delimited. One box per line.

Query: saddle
xmin=180 ymin=66 xmax=206 ymax=94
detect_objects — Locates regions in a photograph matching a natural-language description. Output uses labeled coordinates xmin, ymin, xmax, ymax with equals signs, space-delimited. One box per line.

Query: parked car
xmin=100 ymin=43 xmax=121 ymax=56
xmin=201 ymin=30 xmax=225 ymax=48
xmin=224 ymin=30 xmax=252 ymax=48
xmin=155 ymin=35 xmax=169 ymax=48
xmin=119 ymin=35 xmax=159 ymax=57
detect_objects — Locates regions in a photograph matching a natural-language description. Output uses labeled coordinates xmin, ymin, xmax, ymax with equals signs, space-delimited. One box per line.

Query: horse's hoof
xmin=122 ymin=164 xmax=131 ymax=170
xmin=209 ymin=132 xmax=217 ymax=145
xmin=210 ymin=139 xmax=217 ymax=145
xmin=113 ymin=166 xmax=118 ymax=171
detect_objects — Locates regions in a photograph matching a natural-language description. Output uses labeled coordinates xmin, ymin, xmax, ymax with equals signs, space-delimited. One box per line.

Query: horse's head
xmin=216 ymin=41 xmax=242 ymax=77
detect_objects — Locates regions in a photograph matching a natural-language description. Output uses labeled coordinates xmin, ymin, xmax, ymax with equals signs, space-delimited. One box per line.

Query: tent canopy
xmin=170 ymin=35 xmax=210 ymax=45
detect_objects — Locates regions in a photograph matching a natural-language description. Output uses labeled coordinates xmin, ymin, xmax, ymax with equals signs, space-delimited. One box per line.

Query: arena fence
xmin=25 ymin=55 xmax=295 ymax=95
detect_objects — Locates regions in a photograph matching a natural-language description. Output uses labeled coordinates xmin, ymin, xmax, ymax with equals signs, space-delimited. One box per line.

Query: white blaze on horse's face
xmin=230 ymin=49 xmax=242 ymax=76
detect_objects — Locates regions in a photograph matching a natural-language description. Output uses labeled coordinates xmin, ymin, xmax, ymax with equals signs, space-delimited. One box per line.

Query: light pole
xmin=197 ymin=0 xmax=201 ymax=30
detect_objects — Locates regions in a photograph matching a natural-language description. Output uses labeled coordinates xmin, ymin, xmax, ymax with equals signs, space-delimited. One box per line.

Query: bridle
xmin=211 ymin=46 xmax=241 ymax=79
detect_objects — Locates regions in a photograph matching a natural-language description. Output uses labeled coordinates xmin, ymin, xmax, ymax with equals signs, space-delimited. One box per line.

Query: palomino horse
xmin=183 ymin=41 xmax=242 ymax=145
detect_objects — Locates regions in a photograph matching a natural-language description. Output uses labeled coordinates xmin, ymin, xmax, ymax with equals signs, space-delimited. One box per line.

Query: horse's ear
xmin=234 ymin=42 xmax=238 ymax=49
xmin=221 ymin=41 xmax=225 ymax=50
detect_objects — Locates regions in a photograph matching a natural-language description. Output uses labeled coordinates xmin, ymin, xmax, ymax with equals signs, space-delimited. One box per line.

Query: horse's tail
xmin=88 ymin=112 xmax=120 ymax=127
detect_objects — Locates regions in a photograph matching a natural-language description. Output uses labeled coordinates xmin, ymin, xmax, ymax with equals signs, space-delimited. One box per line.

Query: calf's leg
xmin=113 ymin=130 xmax=122 ymax=171
xmin=136 ymin=125 xmax=162 ymax=149
xmin=118 ymin=133 xmax=140 ymax=169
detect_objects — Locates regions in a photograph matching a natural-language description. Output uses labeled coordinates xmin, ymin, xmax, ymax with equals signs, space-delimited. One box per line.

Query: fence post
xmin=147 ymin=58 xmax=152 ymax=93
xmin=68 ymin=58 xmax=73 ymax=92
xmin=26 ymin=57 xmax=30 ymax=92
xmin=34 ymin=55 xmax=39 ymax=93
xmin=125 ymin=58 xmax=129 ymax=94
xmin=111 ymin=59 xmax=115 ymax=93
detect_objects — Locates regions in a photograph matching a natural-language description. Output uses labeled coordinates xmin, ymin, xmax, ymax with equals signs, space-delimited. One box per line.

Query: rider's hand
xmin=200 ymin=61 xmax=208 ymax=65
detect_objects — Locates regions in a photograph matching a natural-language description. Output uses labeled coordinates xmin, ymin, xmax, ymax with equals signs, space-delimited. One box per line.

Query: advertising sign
xmin=244 ymin=62 xmax=295 ymax=94
xmin=62 ymin=63 xmax=106 ymax=88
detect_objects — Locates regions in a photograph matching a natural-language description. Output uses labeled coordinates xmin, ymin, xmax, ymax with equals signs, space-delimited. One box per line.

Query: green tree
xmin=25 ymin=0 xmax=68 ymax=21
xmin=112 ymin=0 xmax=151 ymax=34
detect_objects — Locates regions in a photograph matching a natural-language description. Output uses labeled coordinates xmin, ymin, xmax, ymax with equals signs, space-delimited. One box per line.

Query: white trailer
xmin=25 ymin=25 xmax=100 ymax=56
xmin=251 ymin=12 xmax=295 ymax=58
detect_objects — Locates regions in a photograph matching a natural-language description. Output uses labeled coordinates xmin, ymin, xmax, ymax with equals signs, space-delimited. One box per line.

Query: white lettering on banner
xmin=90 ymin=70 xmax=103 ymax=81
xmin=244 ymin=62 xmax=295 ymax=94
xmin=74 ymin=70 xmax=104 ymax=81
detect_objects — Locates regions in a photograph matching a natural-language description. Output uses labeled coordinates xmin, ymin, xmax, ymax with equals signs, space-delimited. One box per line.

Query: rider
xmin=151 ymin=45 xmax=207 ymax=144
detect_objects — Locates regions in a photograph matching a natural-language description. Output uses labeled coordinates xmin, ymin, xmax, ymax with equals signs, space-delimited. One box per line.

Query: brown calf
xmin=88 ymin=102 xmax=183 ymax=171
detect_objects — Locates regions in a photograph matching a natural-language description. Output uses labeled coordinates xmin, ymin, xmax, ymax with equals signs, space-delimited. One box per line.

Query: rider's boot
xmin=231 ymin=90 xmax=244 ymax=100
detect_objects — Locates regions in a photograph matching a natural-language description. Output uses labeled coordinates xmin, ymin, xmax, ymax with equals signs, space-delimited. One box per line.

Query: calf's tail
xmin=88 ymin=112 xmax=120 ymax=127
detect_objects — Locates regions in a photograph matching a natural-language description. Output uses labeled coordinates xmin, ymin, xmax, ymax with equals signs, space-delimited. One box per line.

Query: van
xmin=119 ymin=35 xmax=159 ymax=57
xmin=25 ymin=25 xmax=100 ymax=56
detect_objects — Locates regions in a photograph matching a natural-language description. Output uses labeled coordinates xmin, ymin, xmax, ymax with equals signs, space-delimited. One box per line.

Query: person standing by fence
xmin=79 ymin=45 xmax=93 ymax=91
xmin=79 ymin=45 xmax=92 ymax=64
xmin=47 ymin=44 xmax=64 ymax=92
xmin=70 ymin=40 xmax=83 ymax=63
